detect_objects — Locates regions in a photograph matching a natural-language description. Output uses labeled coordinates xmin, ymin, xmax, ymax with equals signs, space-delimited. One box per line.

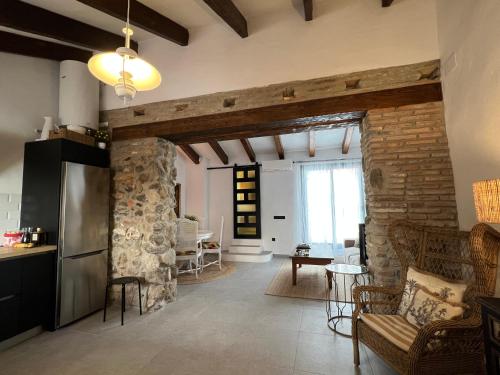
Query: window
xmin=298 ymin=160 xmax=365 ymax=252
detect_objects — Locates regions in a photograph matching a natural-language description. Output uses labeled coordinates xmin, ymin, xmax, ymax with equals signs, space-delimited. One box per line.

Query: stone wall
xmin=102 ymin=60 xmax=440 ymax=129
xmin=361 ymin=101 xmax=458 ymax=286
xmin=110 ymin=138 xmax=177 ymax=310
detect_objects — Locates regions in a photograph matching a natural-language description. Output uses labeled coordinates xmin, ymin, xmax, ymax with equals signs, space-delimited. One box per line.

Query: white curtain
xmin=296 ymin=159 xmax=365 ymax=253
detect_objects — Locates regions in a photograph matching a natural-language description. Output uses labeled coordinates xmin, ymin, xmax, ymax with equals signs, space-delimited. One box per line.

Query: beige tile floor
xmin=0 ymin=258 xmax=397 ymax=375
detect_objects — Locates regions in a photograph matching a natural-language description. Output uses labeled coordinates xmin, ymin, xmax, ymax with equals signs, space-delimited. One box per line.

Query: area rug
xmin=265 ymin=260 xmax=357 ymax=301
xmin=177 ymin=262 xmax=236 ymax=285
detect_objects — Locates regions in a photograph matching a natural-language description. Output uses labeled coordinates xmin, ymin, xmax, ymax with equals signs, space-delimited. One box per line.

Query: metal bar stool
xmin=103 ymin=276 xmax=143 ymax=325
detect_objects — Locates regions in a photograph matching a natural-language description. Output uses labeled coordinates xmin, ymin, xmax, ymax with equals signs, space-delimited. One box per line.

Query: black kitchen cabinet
xmin=0 ymin=252 xmax=55 ymax=343
xmin=20 ymin=253 xmax=55 ymax=332
xmin=0 ymin=296 xmax=20 ymax=341
xmin=21 ymin=139 xmax=109 ymax=245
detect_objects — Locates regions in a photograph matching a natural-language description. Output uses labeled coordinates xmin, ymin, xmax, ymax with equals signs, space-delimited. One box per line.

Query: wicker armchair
xmin=352 ymin=220 xmax=500 ymax=375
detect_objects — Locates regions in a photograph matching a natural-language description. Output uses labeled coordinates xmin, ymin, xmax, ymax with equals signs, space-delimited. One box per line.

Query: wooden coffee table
xmin=290 ymin=246 xmax=335 ymax=286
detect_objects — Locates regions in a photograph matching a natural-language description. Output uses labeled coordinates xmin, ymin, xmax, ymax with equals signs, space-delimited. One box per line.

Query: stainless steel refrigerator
xmin=56 ymin=162 xmax=109 ymax=327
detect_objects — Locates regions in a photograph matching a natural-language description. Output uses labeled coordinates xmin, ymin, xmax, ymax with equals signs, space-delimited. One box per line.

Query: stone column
xmin=110 ymin=137 xmax=177 ymax=310
xmin=361 ymin=102 xmax=459 ymax=286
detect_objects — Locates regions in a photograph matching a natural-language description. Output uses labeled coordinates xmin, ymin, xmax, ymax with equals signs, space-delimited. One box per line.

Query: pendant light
xmin=87 ymin=0 xmax=161 ymax=104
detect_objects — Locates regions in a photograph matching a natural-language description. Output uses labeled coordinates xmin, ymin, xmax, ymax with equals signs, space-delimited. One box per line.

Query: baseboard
xmin=0 ymin=326 xmax=44 ymax=352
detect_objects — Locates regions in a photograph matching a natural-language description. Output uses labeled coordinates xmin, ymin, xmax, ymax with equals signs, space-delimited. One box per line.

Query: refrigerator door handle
xmin=66 ymin=249 xmax=106 ymax=260
xmin=0 ymin=294 xmax=16 ymax=303
xmin=58 ymin=162 xmax=68 ymax=258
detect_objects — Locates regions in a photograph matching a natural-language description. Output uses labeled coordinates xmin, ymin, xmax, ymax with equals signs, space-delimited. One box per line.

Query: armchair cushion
xmin=398 ymin=266 xmax=467 ymax=316
xmin=404 ymin=286 xmax=467 ymax=327
xmin=359 ymin=314 xmax=418 ymax=352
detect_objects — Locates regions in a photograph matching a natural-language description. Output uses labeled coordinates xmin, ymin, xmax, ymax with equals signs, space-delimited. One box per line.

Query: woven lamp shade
xmin=473 ymin=179 xmax=500 ymax=223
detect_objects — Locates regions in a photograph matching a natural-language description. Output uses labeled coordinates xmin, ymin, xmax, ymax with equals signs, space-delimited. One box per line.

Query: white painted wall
xmin=436 ymin=0 xmax=500 ymax=231
xmin=174 ymin=151 xmax=188 ymax=218
xmin=102 ymin=0 xmax=439 ymax=110
xmin=180 ymin=146 xmax=362 ymax=255
xmin=184 ymin=157 xmax=210 ymax=229
xmin=0 ymin=52 xmax=59 ymax=232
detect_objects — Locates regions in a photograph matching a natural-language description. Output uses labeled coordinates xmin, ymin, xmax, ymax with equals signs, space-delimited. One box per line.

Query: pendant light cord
xmin=121 ymin=0 xmax=132 ymax=105
xmin=125 ymin=0 xmax=131 ymax=49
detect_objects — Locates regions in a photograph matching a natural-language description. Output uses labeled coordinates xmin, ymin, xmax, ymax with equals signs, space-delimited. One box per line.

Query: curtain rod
xmin=206 ymin=158 xmax=361 ymax=170
xmin=293 ymin=158 xmax=362 ymax=164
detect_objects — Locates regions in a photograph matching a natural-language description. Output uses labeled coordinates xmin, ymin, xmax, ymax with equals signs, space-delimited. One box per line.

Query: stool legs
xmin=137 ymin=280 xmax=142 ymax=315
xmin=103 ymin=284 xmax=109 ymax=322
xmin=104 ymin=278 xmax=143 ymax=326
xmin=121 ymin=283 xmax=125 ymax=326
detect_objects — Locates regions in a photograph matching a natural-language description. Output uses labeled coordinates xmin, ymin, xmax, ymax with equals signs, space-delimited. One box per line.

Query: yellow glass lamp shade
xmin=473 ymin=179 xmax=500 ymax=223
xmin=88 ymin=52 xmax=161 ymax=91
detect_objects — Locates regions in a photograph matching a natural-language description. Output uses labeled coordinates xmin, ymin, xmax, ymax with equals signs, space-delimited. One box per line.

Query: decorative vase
xmin=97 ymin=142 xmax=106 ymax=149
xmin=40 ymin=116 xmax=54 ymax=140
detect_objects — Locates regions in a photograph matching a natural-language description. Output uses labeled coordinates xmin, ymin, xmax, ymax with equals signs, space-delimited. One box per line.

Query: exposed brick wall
xmin=361 ymin=101 xmax=458 ymax=286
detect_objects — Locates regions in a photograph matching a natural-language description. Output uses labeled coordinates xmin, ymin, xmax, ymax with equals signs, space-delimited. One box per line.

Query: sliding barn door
xmin=233 ymin=165 xmax=261 ymax=239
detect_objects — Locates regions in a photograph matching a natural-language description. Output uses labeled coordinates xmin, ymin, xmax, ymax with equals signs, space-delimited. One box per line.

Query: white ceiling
xmin=17 ymin=1 xmax=362 ymax=163
xmin=21 ymin=0 xmax=329 ymax=42
xmin=186 ymin=127 xmax=361 ymax=165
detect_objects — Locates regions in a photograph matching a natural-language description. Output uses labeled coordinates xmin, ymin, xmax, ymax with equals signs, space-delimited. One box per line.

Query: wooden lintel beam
xmin=240 ymin=139 xmax=256 ymax=163
xmin=309 ymin=131 xmax=316 ymax=157
xmin=0 ymin=0 xmax=137 ymax=52
xmin=0 ymin=31 xmax=93 ymax=63
xmin=382 ymin=0 xmax=394 ymax=7
xmin=303 ymin=0 xmax=313 ymax=21
xmin=342 ymin=127 xmax=354 ymax=154
xmin=112 ymin=83 xmax=441 ymax=143
xmin=179 ymin=145 xmax=200 ymax=164
xmin=208 ymin=141 xmax=229 ymax=164
xmin=274 ymin=135 xmax=285 ymax=160
xmin=77 ymin=0 xmax=189 ymax=46
xmin=202 ymin=0 xmax=248 ymax=38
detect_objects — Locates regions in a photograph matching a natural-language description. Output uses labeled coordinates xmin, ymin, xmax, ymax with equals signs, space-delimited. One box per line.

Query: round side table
xmin=325 ymin=263 xmax=369 ymax=337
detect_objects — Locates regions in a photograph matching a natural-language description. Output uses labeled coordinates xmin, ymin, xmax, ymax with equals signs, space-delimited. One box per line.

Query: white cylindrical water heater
xmin=59 ymin=60 xmax=99 ymax=130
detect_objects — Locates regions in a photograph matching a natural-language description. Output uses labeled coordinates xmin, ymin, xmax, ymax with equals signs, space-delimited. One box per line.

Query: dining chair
xmin=175 ymin=218 xmax=202 ymax=279
xmin=202 ymin=216 xmax=224 ymax=271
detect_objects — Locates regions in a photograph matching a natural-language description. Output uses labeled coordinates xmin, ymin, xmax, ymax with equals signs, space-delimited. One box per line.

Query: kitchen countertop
xmin=0 ymin=245 xmax=57 ymax=261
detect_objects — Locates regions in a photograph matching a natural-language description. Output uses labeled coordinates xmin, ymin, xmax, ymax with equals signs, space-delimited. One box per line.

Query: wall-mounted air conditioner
xmin=261 ymin=160 xmax=293 ymax=172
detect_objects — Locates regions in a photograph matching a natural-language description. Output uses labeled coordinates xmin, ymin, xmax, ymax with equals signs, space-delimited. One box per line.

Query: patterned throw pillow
xmin=397 ymin=266 xmax=467 ymax=316
xmin=404 ymin=286 xmax=467 ymax=328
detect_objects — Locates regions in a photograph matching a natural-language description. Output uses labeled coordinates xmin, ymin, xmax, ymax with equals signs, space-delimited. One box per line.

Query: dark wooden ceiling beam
xmin=240 ymin=139 xmax=256 ymax=163
xmin=77 ymin=0 xmax=189 ymax=46
xmin=309 ymin=131 xmax=316 ymax=157
xmin=0 ymin=0 xmax=137 ymax=52
xmin=178 ymin=145 xmax=200 ymax=164
xmin=274 ymin=135 xmax=285 ymax=160
xmin=303 ymin=0 xmax=313 ymax=21
xmin=208 ymin=141 xmax=229 ymax=164
xmin=202 ymin=0 xmax=248 ymax=38
xmin=112 ymin=83 xmax=442 ymax=143
xmin=0 ymin=31 xmax=93 ymax=63
xmin=382 ymin=0 xmax=394 ymax=7
xmin=342 ymin=127 xmax=354 ymax=154
xmin=173 ymin=120 xmax=360 ymax=145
